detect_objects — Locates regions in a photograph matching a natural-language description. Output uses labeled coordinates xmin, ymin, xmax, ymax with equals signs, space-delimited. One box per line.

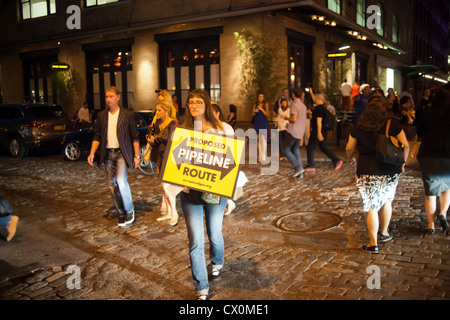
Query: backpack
xmin=322 ymin=106 xmax=337 ymax=131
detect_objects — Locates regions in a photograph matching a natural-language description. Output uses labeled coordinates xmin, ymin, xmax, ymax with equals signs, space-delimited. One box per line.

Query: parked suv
xmin=0 ymin=103 xmax=71 ymax=158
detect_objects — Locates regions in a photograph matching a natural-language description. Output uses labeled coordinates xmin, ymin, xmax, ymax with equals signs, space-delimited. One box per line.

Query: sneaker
xmin=6 ymin=216 xmax=18 ymax=242
xmin=304 ymin=166 xmax=316 ymax=172
xmin=334 ymin=160 xmax=343 ymax=171
xmin=125 ymin=210 xmax=135 ymax=225
xmin=380 ymin=230 xmax=393 ymax=242
xmin=292 ymin=169 xmax=304 ymax=178
xmin=117 ymin=215 xmax=127 ymax=227
xmin=211 ymin=267 xmax=222 ymax=281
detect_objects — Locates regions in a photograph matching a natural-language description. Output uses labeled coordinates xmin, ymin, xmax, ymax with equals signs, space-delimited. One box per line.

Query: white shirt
xmin=107 ymin=109 xmax=120 ymax=149
xmin=340 ymin=82 xmax=352 ymax=97
xmin=277 ymin=107 xmax=290 ymax=131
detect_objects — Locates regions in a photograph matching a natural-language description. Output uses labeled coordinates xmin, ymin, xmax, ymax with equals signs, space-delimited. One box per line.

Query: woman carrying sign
xmin=180 ymin=89 xmax=228 ymax=300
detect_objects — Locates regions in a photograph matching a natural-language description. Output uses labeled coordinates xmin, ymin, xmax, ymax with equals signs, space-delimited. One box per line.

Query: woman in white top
xmin=277 ymin=98 xmax=290 ymax=160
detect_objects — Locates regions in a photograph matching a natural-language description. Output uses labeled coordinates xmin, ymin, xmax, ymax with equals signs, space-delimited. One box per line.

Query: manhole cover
xmin=275 ymin=212 xmax=342 ymax=233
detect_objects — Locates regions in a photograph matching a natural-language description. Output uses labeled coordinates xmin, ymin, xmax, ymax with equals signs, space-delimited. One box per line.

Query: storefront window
xmin=157 ymin=30 xmax=221 ymax=104
xmin=84 ymin=42 xmax=134 ymax=110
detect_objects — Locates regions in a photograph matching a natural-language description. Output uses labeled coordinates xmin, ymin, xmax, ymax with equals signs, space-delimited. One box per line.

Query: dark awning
xmin=401 ymin=65 xmax=439 ymax=77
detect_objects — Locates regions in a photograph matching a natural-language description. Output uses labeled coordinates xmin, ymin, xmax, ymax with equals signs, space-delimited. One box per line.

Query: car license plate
xmin=54 ymin=125 xmax=65 ymax=131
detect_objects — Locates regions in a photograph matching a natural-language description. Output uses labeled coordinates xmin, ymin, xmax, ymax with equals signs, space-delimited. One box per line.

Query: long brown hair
xmin=183 ymin=89 xmax=222 ymax=130
xmin=357 ymin=96 xmax=388 ymax=132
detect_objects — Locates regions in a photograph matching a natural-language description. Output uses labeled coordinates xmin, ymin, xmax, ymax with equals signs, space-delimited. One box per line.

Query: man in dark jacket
xmin=88 ymin=87 xmax=140 ymax=227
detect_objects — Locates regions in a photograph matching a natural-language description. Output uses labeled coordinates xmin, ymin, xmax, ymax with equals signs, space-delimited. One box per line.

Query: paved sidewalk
xmin=0 ymin=143 xmax=449 ymax=302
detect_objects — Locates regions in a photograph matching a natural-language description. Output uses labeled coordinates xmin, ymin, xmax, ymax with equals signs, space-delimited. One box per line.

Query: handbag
xmin=406 ymin=135 xmax=421 ymax=169
xmin=376 ymin=119 xmax=405 ymax=166
xmin=187 ymin=190 xmax=221 ymax=205
xmin=201 ymin=192 xmax=221 ymax=205
xmin=0 ymin=193 xmax=13 ymax=218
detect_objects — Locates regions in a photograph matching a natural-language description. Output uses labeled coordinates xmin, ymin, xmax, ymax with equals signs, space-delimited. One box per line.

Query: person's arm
xmin=396 ymin=130 xmax=410 ymax=173
xmin=284 ymin=113 xmax=297 ymax=123
xmin=346 ymin=135 xmax=357 ymax=167
xmin=133 ymin=140 xmax=140 ymax=169
xmin=87 ymin=140 xmax=100 ymax=166
xmin=88 ymin=116 xmax=102 ymax=166
xmin=317 ymin=117 xmax=324 ymax=141
xmin=309 ymin=88 xmax=317 ymax=105
xmin=259 ymin=103 xmax=269 ymax=117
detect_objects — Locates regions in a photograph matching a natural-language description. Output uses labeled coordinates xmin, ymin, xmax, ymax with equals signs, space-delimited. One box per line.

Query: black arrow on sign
xmin=172 ymin=138 xmax=237 ymax=180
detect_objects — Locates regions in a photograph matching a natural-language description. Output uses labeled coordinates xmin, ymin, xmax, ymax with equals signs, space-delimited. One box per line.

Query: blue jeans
xmin=104 ymin=149 xmax=134 ymax=216
xmin=283 ymin=132 xmax=303 ymax=171
xmin=180 ymin=192 xmax=227 ymax=294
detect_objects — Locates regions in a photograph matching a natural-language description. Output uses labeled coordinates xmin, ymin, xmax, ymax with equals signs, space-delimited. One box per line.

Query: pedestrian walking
xmin=87 ymin=86 xmax=141 ymax=227
xmin=416 ymin=83 xmax=450 ymax=235
xmin=0 ymin=193 xmax=18 ymax=242
xmin=346 ymin=96 xmax=409 ymax=254
xmin=305 ymin=89 xmax=343 ymax=172
xmin=180 ymin=89 xmax=229 ymax=300
xmin=280 ymin=88 xmax=307 ymax=177
xmin=277 ymin=98 xmax=290 ymax=160
xmin=149 ymin=100 xmax=177 ymax=225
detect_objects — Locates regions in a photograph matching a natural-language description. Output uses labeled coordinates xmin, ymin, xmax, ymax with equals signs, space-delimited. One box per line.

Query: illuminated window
xmin=356 ymin=0 xmax=366 ymax=27
xmin=327 ymin=0 xmax=341 ymax=15
xmin=21 ymin=0 xmax=56 ymax=20
xmin=392 ymin=15 xmax=399 ymax=43
xmin=85 ymin=0 xmax=119 ymax=7
xmin=377 ymin=2 xmax=385 ymax=37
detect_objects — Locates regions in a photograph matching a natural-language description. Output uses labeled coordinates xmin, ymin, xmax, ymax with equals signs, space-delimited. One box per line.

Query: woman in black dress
xmin=416 ymin=83 xmax=450 ymax=234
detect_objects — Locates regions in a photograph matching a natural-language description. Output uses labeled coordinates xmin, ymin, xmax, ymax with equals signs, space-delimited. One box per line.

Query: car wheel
xmin=64 ymin=142 xmax=82 ymax=161
xmin=8 ymin=136 xmax=28 ymax=158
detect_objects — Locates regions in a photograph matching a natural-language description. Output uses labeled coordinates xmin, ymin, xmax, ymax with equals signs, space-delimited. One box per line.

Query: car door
xmin=0 ymin=106 xmax=25 ymax=148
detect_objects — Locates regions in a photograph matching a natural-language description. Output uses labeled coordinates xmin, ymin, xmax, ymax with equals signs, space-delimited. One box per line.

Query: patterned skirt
xmin=356 ymin=174 xmax=400 ymax=212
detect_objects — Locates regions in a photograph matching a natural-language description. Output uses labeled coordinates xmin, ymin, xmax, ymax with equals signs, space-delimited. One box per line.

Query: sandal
xmin=362 ymin=245 xmax=379 ymax=254
xmin=424 ymin=228 xmax=435 ymax=235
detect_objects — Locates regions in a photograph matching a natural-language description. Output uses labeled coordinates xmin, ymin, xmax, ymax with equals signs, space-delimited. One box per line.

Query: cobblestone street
xmin=0 ymin=143 xmax=449 ymax=303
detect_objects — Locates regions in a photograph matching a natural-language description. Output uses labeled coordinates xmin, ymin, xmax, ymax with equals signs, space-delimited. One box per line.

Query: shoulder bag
xmin=376 ymin=119 xmax=405 ymax=166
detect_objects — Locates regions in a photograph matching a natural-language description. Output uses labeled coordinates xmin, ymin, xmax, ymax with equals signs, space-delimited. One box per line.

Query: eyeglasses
xmin=188 ymin=100 xmax=204 ymax=107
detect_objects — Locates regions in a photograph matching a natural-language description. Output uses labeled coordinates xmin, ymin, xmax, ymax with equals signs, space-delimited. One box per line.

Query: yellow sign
xmin=160 ymin=127 xmax=245 ymax=199
xmin=327 ymin=52 xmax=350 ymax=59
